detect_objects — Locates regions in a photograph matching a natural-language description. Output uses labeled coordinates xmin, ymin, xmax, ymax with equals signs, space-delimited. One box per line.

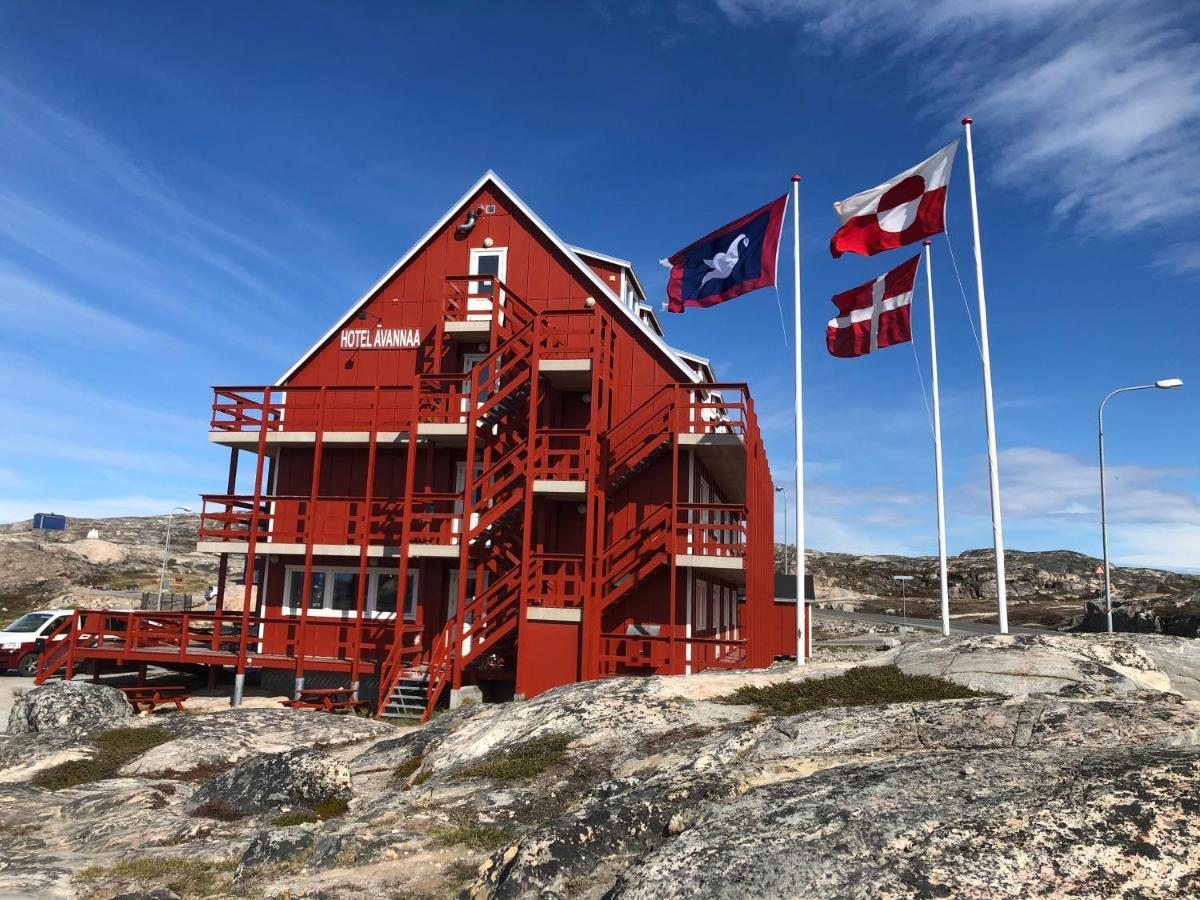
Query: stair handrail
xmin=419 ymin=617 xmax=455 ymax=720
xmin=601 ymin=504 xmax=672 ymax=605
xmin=34 ymin=611 xmax=77 ymax=684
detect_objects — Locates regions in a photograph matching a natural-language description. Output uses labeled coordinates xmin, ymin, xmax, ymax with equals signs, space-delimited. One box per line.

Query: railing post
xmin=234 ymin=390 xmax=271 ymax=707
xmin=350 ymin=385 xmax=381 ymax=701
xmin=295 ymin=386 xmax=327 ymax=698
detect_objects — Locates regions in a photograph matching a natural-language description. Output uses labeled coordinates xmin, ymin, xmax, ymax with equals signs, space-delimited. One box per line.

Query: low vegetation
xmin=272 ymin=796 xmax=350 ymax=826
xmin=719 ymin=665 xmax=987 ymax=716
xmin=452 ymin=732 xmax=572 ymax=781
xmin=76 ymin=855 xmax=234 ymax=897
xmin=189 ymin=799 xmax=246 ymax=822
xmin=430 ymin=814 xmax=517 ymax=851
xmin=32 ymin=726 xmax=172 ymax=790
xmin=393 ymin=751 xmax=427 ymax=784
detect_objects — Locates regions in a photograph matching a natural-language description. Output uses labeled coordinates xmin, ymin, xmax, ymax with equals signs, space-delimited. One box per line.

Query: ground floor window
xmin=283 ymin=565 xmax=418 ymax=620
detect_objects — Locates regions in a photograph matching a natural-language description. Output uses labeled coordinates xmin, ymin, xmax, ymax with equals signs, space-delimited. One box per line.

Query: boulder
xmin=189 ymin=748 xmax=351 ymax=816
xmin=6 ymin=681 xmax=132 ymax=735
xmin=879 ymin=632 xmax=1200 ymax=699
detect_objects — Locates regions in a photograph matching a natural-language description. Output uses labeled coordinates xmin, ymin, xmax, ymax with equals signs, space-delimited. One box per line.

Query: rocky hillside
xmin=0 ymin=515 xmax=219 ymax=616
xmin=777 ymin=544 xmax=1200 ymax=602
xmin=3 ymin=632 xmax=1200 ymax=898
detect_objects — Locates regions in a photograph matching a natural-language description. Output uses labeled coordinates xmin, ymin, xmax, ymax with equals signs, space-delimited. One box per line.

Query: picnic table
xmin=282 ymin=687 xmax=364 ymax=713
xmin=121 ymin=685 xmax=190 ymax=712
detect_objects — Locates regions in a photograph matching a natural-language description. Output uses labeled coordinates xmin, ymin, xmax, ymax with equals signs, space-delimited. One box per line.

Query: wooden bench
xmin=282 ymin=687 xmax=364 ymax=713
xmin=121 ymin=685 xmax=190 ymax=713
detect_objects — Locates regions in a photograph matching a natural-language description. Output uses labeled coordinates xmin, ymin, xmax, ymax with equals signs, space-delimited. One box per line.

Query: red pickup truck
xmin=0 ymin=610 xmax=72 ymax=676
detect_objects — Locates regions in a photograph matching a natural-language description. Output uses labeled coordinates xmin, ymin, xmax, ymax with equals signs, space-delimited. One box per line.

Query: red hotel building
xmin=38 ymin=173 xmax=803 ymax=718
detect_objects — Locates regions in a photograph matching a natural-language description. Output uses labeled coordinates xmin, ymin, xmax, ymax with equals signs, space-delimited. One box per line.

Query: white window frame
xmin=468 ymin=247 xmax=508 ymax=323
xmin=696 ymin=579 xmax=708 ymax=632
xmin=282 ymin=565 xmax=419 ymax=621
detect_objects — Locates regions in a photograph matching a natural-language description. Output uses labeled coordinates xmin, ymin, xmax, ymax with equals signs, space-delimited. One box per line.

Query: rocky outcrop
xmin=611 ymin=747 xmax=1200 ymax=899
xmin=4 ymin=633 xmax=1200 ymax=899
xmin=1071 ymin=594 xmax=1200 ymax=638
xmin=189 ymin=748 xmax=352 ymax=816
xmin=6 ymin=681 xmax=132 ymax=735
xmin=880 ymin=632 xmax=1200 ymax=699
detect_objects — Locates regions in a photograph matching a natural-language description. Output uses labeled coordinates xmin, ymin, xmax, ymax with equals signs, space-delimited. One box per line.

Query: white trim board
xmin=275 ymin=171 xmax=700 ymax=387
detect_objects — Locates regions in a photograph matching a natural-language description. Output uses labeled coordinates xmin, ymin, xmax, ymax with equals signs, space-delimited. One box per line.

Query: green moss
xmin=393 ymin=751 xmax=427 ymax=784
xmin=75 ymin=855 xmax=234 ymax=897
xmin=452 ymin=732 xmax=573 ymax=781
xmin=718 ymin=665 xmax=988 ymax=716
xmin=32 ymin=726 xmax=172 ymax=790
xmin=429 ymin=815 xmax=516 ymax=851
xmin=271 ymin=795 xmax=349 ymax=827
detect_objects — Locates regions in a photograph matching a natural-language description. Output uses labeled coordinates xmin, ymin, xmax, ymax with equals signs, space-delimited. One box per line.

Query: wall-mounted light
xmin=357 ymin=310 xmax=383 ymax=328
xmin=269 ymin=555 xmax=280 ymax=564
xmin=581 ymin=393 xmax=592 ymax=404
xmin=576 ymin=504 xmax=587 ymax=515
xmin=483 ymin=236 xmax=494 ymax=248
xmin=584 ymin=297 xmax=595 ymax=307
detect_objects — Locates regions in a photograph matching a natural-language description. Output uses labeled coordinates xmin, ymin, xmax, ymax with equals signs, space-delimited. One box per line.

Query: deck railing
xmin=675 ymin=503 xmax=748 ymax=558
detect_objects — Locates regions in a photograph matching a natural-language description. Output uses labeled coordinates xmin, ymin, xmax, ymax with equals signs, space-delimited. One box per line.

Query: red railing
xmin=537 ymin=309 xmax=599 ymax=359
xmin=406 ymin=492 xmax=463 ymax=547
xmin=198 ymin=495 xmax=408 ymax=546
xmin=38 ymin=609 xmax=426 ymax=683
xmin=597 ymin=630 xmax=746 ymax=676
xmin=531 ymin=429 xmax=590 ymax=481
xmin=210 ymin=386 xmax=414 ymax=433
xmin=442 ymin=275 xmax=536 ymax=341
xmin=601 ymin=504 xmax=672 ymax=608
xmin=526 ymin=553 xmax=585 ymax=607
xmin=675 ymin=503 xmax=748 ymax=558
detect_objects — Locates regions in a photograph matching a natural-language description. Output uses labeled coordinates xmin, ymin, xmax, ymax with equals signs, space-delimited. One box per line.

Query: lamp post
xmin=1098 ymin=379 xmax=1183 ymax=633
xmin=157 ymin=506 xmax=193 ymax=610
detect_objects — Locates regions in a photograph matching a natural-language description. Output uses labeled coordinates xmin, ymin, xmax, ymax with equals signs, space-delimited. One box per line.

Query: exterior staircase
xmin=383 ymin=671 xmax=429 ymax=718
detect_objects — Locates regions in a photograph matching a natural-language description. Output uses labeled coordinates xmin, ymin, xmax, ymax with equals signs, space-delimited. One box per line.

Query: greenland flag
xmin=827 ymin=254 xmax=921 ymax=358
xmin=830 ymin=141 xmax=958 ymax=258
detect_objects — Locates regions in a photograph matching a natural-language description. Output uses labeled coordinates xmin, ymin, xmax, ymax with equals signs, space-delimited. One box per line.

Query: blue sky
xmin=1 ymin=1 xmax=1197 ymax=570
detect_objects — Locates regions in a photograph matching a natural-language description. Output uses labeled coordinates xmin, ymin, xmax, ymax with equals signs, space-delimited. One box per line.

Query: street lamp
xmin=157 ymin=506 xmax=193 ymax=610
xmin=775 ymin=485 xmax=788 ymax=574
xmin=1098 ymin=378 xmax=1183 ymax=633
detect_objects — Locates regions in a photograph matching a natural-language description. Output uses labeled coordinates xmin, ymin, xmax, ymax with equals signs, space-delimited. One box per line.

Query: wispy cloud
xmin=712 ymin=0 xmax=1200 ymax=275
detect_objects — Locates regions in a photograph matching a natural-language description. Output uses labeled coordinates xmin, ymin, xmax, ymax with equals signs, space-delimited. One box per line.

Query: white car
xmin=0 ymin=609 xmax=73 ymax=677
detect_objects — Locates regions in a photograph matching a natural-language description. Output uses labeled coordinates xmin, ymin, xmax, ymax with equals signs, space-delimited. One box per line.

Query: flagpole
xmin=791 ymin=174 xmax=806 ymax=664
xmin=962 ymin=117 xmax=1009 ymax=634
xmin=922 ymin=240 xmax=951 ymax=636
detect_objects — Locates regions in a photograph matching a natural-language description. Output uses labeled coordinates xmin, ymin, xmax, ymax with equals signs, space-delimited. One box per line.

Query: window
xmin=696 ymin=579 xmax=708 ymax=632
xmin=330 ymin=572 xmax=359 ymax=611
xmin=285 ymin=566 xmax=418 ymax=619
xmin=288 ymin=570 xmax=327 ymax=610
xmin=375 ymin=571 xmax=419 ymax=621
xmin=6 ymin=613 xmax=52 ymax=633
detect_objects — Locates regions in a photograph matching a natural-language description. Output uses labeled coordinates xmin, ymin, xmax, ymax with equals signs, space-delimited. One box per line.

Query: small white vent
xmin=484 ymin=204 xmax=496 ymax=214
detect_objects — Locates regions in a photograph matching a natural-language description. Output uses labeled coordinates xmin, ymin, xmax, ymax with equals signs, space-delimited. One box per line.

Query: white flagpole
xmin=791 ymin=175 xmax=806 ymax=664
xmin=962 ymin=117 xmax=1009 ymax=634
xmin=923 ymin=240 xmax=951 ymax=636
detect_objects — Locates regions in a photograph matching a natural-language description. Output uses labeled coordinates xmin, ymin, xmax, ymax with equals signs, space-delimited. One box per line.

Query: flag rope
xmin=909 ymin=318 xmax=934 ymax=434
xmin=941 ymin=223 xmax=982 ymax=357
xmin=772 ymin=284 xmax=789 ymax=347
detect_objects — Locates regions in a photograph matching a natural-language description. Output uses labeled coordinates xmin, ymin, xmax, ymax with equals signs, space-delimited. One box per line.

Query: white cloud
xmin=712 ymin=0 xmax=1200 ymax=275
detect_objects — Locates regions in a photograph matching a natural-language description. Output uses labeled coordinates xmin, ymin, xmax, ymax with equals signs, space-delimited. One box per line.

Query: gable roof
xmin=277 ymin=171 xmax=698 ymax=386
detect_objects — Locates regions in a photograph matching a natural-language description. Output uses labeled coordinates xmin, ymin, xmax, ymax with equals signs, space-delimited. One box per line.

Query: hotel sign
xmin=339 ymin=328 xmax=423 ymax=350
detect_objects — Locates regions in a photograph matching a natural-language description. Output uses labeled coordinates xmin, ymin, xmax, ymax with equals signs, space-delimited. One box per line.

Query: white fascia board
xmin=276 ymin=173 xmax=700 ymax=387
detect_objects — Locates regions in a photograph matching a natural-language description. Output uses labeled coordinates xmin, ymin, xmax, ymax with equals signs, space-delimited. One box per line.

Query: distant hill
xmin=0 ymin=514 xmax=219 ymax=617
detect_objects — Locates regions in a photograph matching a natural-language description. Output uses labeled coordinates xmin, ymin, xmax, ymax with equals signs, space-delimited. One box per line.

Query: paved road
xmin=815 ymin=607 xmax=1048 ymax=637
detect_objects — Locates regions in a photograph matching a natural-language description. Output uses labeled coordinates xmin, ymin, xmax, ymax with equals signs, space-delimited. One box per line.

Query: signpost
xmin=893 ymin=574 xmax=914 ymax=624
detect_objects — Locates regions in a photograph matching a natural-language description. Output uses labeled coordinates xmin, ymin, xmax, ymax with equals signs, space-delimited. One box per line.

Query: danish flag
xmin=830 ymin=141 xmax=958 ymax=258
xmin=826 ymin=255 xmax=920 ymax=358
